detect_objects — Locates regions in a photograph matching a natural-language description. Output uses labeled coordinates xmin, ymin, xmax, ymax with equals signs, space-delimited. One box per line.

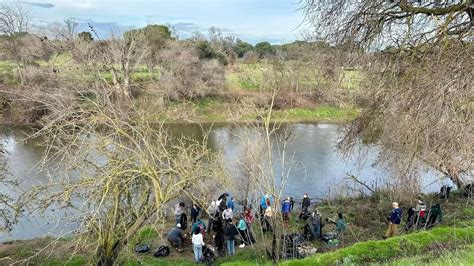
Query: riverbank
xmin=1 ymin=190 xmax=472 ymax=265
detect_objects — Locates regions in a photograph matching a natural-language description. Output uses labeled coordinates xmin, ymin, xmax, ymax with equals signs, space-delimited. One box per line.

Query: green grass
xmin=228 ymin=62 xmax=363 ymax=92
xmin=387 ymin=244 xmax=474 ymax=266
xmin=43 ymin=256 xmax=87 ymax=266
xmin=273 ymin=226 xmax=474 ymax=266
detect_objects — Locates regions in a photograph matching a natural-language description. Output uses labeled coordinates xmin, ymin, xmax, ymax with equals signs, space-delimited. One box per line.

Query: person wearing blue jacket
xmin=282 ymin=197 xmax=291 ymax=228
xmin=227 ymin=197 xmax=235 ymax=211
xmin=384 ymin=202 xmax=402 ymax=238
xmin=259 ymin=194 xmax=269 ymax=217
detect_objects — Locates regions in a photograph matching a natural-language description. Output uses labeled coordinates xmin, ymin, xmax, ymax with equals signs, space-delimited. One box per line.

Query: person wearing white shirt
xmin=192 ymin=227 xmax=205 ymax=262
xmin=222 ymin=207 xmax=233 ymax=221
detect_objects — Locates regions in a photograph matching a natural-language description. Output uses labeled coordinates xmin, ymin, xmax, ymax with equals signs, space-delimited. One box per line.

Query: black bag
xmin=135 ymin=244 xmax=151 ymax=254
xmin=202 ymin=245 xmax=215 ymax=265
xmin=153 ymin=246 xmax=170 ymax=257
xmin=180 ymin=213 xmax=188 ymax=230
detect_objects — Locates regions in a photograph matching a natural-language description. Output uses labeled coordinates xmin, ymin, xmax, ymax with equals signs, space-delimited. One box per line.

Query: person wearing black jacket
xmin=302 ymin=193 xmax=310 ymax=211
xmin=191 ymin=204 xmax=200 ymax=225
xmin=224 ymin=220 xmax=238 ymax=256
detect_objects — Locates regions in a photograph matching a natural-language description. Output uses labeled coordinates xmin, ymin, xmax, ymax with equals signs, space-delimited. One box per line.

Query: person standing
xmin=302 ymin=193 xmax=311 ymax=212
xmin=222 ymin=207 xmax=233 ymax=221
xmin=289 ymin=197 xmax=295 ymax=212
xmin=335 ymin=212 xmax=347 ymax=239
xmin=192 ymin=227 xmax=205 ymax=262
xmin=227 ymin=197 xmax=235 ymax=212
xmin=174 ymin=202 xmax=185 ymax=225
xmin=384 ymin=202 xmax=402 ymax=238
xmin=207 ymin=201 xmax=218 ymax=233
xmin=244 ymin=208 xmax=254 ymax=226
xmin=445 ymin=177 xmax=454 ymax=198
xmin=282 ymin=197 xmax=291 ymax=228
xmin=264 ymin=205 xmax=274 ymax=232
xmin=310 ymin=210 xmax=322 ymax=239
xmin=224 ymin=219 xmax=238 ymax=256
xmin=192 ymin=218 xmax=207 ymax=238
xmin=260 ymin=194 xmax=269 ymax=217
xmin=191 ymin=204 xmax=200 ymax=225
xmin=237 ymin=216 xmax=248 ymax=248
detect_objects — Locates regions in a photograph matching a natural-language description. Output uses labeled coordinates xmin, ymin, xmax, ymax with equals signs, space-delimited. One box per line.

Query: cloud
xmin=19 ymin=1 xmax=55 ymax=8
xmin=171 ymin=22 xmax=200 ymax=33
xmin=75 ymin=21 xmax=132 ymax=39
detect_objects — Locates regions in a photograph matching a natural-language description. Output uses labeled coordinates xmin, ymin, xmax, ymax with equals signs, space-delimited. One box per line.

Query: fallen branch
xmin=344 ymin=173 xmax=375 ymax=194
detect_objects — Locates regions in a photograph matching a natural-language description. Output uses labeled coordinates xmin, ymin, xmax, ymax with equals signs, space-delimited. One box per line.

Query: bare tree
xmin=302 ymin=0 xmax=474 ymax=189
xmin=236 ymin=92 xmax=295 ymax=263
xmin=19 ymin=88 xmax=227 ymax=265
xmin=64 ymin=18 xmax=78 ymax=40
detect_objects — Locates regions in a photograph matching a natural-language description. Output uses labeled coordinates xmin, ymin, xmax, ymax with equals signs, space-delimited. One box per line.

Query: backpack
xmin=153 ymin=246 xmax=170 ymax=257
xmin=135 ymin=244 xmax=151 ymax=254
xmin=419 ymin=210 xmax=426 ymax=218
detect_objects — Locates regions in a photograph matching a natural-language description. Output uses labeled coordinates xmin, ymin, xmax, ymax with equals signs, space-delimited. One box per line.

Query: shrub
xmin=158 ymin=42 xmax=225 ymax=100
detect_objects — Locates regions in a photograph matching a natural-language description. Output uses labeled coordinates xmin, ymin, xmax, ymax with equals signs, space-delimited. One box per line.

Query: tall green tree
xmin=78 ymin=31 xmax=93 ymax=42
xmin=255 ymin=41 xmax=275 ymax=58
xmin=233 ymin=39 xmax=253 ymax=58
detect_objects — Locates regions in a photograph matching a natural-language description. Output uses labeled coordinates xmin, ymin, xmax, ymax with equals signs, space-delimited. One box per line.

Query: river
xmin=0 ymin=123 xmax=442 ymax=241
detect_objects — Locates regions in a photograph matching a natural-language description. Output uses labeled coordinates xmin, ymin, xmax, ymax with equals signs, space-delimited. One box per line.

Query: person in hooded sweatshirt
xmin=384 ymin=202 xmax=402 ymax=238
xmin=227 ymin=197 xmax=235 ymax=212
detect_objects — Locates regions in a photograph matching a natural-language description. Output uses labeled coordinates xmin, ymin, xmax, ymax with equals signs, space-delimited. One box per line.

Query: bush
xmin=158 ymin=42 xmax=225 ymax=100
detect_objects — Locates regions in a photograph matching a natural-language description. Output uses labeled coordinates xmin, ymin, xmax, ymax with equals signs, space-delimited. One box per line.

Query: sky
xmin=1 ymin=0 xmax=308 ymax=44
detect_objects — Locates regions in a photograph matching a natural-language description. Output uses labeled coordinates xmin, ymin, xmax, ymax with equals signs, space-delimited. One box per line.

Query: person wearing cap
xmin=384 ymin=202 xmax=402 ymax=238
xmin=167 ymin=223 xmax=184 ymax=251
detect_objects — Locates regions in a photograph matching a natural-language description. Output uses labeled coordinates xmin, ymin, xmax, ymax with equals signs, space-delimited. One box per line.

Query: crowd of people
xmin=164 ymin=179 xmax=453 ymax=263
xmin=165 ymin=192 xmax=349 ymax=262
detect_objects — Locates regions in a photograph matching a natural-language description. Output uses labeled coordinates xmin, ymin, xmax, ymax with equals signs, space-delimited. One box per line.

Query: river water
xmin=0 ymin=123 xmax=442 ymax=241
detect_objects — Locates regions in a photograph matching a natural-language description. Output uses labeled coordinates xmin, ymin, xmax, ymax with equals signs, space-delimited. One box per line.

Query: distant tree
xmin=194 ymin=40 xmax=228 ymax=65
xmin=255 ymin=41 xmax=275 ymax=58
xmin=123 ymin=24 xmax=172 ymax=73
xmin=142 ymin=24 xmax=172 ymax=72
xmin=78 ymin=31 xmax=93 ymax=42
xmin=63 ymin=18 xmax=78 ymax=40
xmin=233 ymin=39 xmax=253 ymax=58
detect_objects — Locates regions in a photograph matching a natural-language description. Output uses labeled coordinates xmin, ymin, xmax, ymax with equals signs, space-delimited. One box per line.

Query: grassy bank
xmin=142 ymin=97 xmax=359 ymax=124
xmin=1 ymin=56 xmax=362 ymax=125
xmin=1 ymin=191 xmax=472 ymax=265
